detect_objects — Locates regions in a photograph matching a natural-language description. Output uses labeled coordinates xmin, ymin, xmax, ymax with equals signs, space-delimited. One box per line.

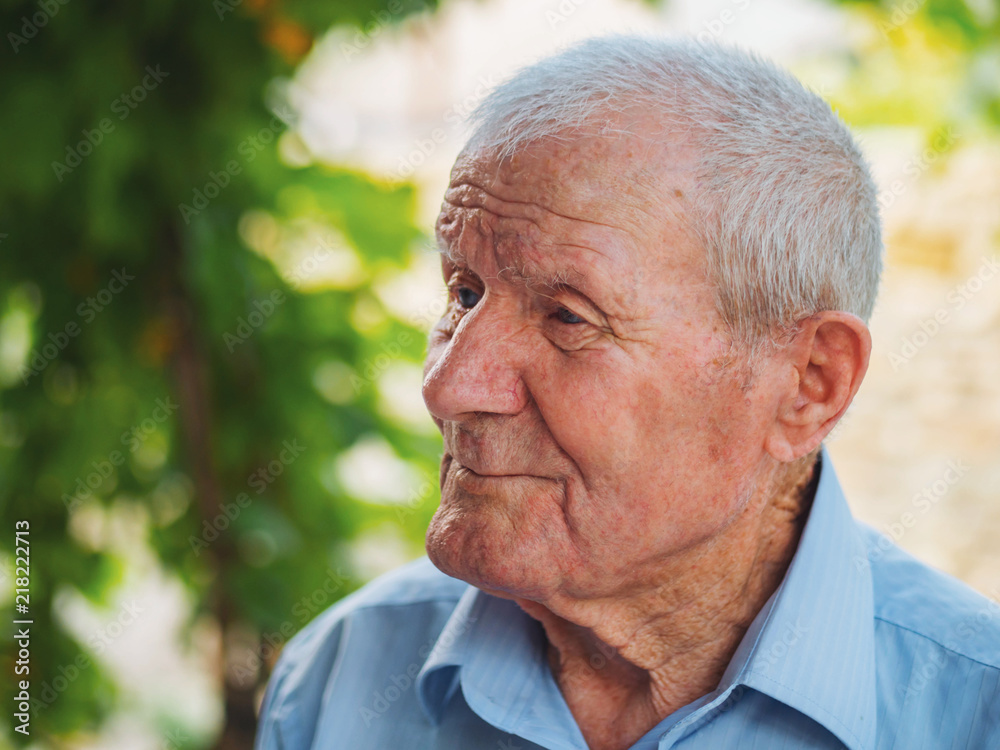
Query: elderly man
xmin=255 ymin=36 xmax=1000 ymax=750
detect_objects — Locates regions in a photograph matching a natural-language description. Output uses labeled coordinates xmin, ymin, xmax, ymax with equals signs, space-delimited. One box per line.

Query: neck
xmin=515 ymin=452 xmax=819 ymax=750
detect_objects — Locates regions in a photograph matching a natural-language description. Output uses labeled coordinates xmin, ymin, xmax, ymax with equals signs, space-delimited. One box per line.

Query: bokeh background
xmin=0 ymin=0 xmax=998 ymax=747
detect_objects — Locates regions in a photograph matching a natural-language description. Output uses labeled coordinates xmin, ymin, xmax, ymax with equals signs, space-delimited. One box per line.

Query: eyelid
xmin=544 ymin=286 xmax=607 ymax=328
xmin=546 ymin=280 xmax=610 ymax=319
xmin=443 ymin=267 xmax=609 ymax=331
xmin=445 ymin=265 xmax=482 ymax=290
xmin=554 ymin=306 xmax=586 ymax=324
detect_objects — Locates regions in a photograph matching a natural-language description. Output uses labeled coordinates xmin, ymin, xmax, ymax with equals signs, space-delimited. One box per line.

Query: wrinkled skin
xmin=421 ymin=121 xmax=870 ymax=749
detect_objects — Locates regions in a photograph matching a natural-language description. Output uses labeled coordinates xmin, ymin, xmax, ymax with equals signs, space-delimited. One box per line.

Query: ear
xmin=764 ymin=312 xmax=871 ymax=462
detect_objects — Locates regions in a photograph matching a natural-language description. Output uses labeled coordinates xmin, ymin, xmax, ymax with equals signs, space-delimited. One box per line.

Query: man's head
xmin=421 ymin=36 xmax=880 ymax=605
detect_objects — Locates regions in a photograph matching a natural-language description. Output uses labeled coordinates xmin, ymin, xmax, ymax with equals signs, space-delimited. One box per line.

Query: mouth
xmin=444 ymin=452 xmax=523 ymax=477
xmin=442 ymin=453 xmax=528 ymax=493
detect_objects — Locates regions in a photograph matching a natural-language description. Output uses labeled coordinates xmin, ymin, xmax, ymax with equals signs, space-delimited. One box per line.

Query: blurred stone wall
xmin=828 ymin=141 xmax=1000 ymax=600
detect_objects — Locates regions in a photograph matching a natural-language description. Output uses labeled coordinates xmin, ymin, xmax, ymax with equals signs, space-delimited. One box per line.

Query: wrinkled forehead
xmin=445 ymin=128 xmax=686 ymax=225
xmin=435 ymin=129 xmax=705 ymax=302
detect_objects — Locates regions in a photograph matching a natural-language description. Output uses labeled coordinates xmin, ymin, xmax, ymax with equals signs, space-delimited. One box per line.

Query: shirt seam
xmin=326 ymin=592 xmax=466 ymax=617
xmin=872 ymin=614 xmax=1000 ymax=671
xmin=280 ymin=595 xmax=465 ymax=673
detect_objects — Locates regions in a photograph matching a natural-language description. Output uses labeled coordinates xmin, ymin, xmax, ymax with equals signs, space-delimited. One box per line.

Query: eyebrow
xmin=436 ymin=242 xmax=612 ymax=318
xmin=437 ymin=242 xmax=580 ymax=290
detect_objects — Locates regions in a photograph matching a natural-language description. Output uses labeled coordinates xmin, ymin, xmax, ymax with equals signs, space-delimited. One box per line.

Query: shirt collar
xmin=725 ymin=446 xmax=878 ymax=750
xmin=416 ymin=582 xmax=589 ymax=748
xmin=414 ymin=582 xmax=477 ymax=724
xmin=416 ymin=446 xmax=877 ymax=750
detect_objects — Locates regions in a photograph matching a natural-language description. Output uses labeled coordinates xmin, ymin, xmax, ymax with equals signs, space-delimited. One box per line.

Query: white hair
xmin=463 ymin=35 xmax=882 ymax=358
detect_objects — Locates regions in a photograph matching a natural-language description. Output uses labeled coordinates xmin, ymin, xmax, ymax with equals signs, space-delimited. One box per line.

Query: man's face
xmin=422 ymin=127 xmax=781 ymax=603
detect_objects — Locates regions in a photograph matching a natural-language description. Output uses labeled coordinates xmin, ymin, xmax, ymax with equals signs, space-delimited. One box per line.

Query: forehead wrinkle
xmin=436 ymin=192 xmax=560 ymax=276
xmin=444 ymin=180 xmax=624 ymax=233
xmin=436 ymin=201 xmax=505 ymax=267
xmin=445 ymin=217 xmax=608 ymax=298
xmin=438 ymin=176 xmax=649 ymax=323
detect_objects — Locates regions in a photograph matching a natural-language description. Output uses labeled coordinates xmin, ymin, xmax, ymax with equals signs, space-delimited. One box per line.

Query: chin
xmin=425 ymin=498 xmax=560 ymax=601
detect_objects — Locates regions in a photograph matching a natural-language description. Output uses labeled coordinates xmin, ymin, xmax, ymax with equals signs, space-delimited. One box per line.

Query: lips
xmin=450 ymin=463 xmax=524 ymax=495
xmin=458 ymin=464 xmax=515 ymax=478
xmin=446 ymin=453 xmax=520 ymax=478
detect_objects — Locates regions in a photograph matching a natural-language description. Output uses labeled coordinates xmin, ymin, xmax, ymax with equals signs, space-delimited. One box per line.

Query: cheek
xmin=527 ymin=358 xmax=667 ymax=545
xmin=527 ymin=354 xmax=627 ymax=460
xmin=607 ymin=351 xmax=754 ymax=507
xmin=638 ymin=333 xmax=750 ymax=436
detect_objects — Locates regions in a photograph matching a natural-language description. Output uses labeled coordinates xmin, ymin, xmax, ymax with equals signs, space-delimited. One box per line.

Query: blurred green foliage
xmin=0 ymin=0 xmax=996 ymax=747
xmin=827 ymin=0 xmax=1000 ymax=131
xmin=0 ymin=0 xmax=439 ymax=747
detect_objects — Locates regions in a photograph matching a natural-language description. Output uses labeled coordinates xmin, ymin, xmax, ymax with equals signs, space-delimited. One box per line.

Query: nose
xmin=422 ymin=297 xmax=529 ymax=423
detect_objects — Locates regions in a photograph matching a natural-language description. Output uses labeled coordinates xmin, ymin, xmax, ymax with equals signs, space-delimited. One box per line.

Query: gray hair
xmin=463 ymin=35 xmax=882 ymax=358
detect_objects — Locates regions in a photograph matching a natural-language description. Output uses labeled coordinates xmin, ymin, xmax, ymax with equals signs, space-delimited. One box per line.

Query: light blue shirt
xmin=255 ymin=448 xmax=1000 ymax=749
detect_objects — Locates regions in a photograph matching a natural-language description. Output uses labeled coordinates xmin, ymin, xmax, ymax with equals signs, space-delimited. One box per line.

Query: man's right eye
xmin=455 ymin=286 xmax=482 ymax=309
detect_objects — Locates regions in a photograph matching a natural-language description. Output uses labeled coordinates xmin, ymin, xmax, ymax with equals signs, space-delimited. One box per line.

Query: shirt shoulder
xmin=857 ymin=523 xmax=1000 ymax=749
xmin=859 ymin=521 xmax=1000 ymax=665
xmin=276 ymin=556 xmax=466 ymax=670
xmin=255 ymin=557 xmax=468 ymax=750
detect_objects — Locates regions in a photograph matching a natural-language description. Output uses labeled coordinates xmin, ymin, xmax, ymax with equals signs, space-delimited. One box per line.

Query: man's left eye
xmin=456 ymin=286 xmax=481 ymax=309
xmin=555 ymin=307 xmax=585 ymax=325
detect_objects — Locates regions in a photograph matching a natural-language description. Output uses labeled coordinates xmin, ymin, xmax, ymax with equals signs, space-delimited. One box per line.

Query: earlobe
xmin=766 ymin=312 xmax=871 ymax=462
xmin=764 ymin=432 xmax=797 ymax=463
